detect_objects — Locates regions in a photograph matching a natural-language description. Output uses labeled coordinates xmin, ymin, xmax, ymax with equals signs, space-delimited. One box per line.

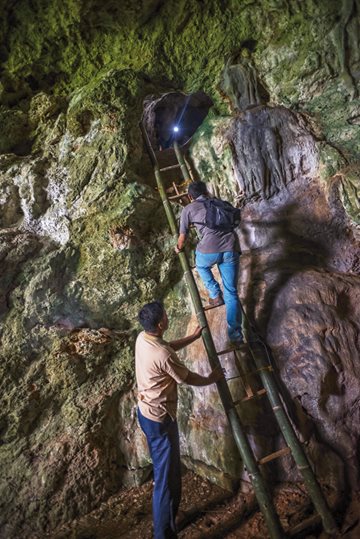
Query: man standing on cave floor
xmin=176 ymin=180 xmax=243 ymax=345
xmin=135 ymin=301 xmax=223 ymax=539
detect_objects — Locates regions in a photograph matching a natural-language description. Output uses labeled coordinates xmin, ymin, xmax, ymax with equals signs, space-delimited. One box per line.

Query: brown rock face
xmin=238 ymin=174 xmax=360 ymax=485
xmin=270 ymin=269 xmax=360 ymax=486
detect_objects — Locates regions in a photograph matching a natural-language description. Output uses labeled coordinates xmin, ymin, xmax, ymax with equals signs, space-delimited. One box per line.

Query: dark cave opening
xmin=142 ymin=90 xmax=213 ymax=151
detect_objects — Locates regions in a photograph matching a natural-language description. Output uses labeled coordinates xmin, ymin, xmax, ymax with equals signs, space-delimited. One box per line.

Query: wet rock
xmin=0 ymin=66 xmax=184 ymax=538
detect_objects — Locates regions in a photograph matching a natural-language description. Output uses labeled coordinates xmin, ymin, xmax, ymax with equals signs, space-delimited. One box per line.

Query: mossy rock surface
xmin=0 ymin=1 xmax=359 ymax=537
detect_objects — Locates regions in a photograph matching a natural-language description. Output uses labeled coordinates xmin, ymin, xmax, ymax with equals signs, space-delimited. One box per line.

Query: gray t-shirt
xmin=179 ymin=195 xmax=240 ymax=254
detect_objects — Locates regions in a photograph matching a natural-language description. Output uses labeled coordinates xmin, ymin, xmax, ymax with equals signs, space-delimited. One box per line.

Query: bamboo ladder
xmin=140 ymin=123 xmax=337 ymax=539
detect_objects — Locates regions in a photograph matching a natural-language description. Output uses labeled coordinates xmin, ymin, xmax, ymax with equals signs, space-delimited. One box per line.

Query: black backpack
xmin=200 ymin=198 xmax=241 ymax=232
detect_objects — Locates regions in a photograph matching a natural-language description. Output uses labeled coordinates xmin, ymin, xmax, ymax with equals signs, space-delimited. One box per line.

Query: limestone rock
xmin=221 ymin=51 xmax=269 ymax=111
xmin=0 ymin=1 xmax=359 ymax=537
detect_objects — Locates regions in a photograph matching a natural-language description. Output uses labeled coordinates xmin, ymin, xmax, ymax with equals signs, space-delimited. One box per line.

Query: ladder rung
xmin=258 ymin=447 xmax=291 ymax=465
xmin=168 ymin=193 xmax=189 ymax=201
xmin=159 ymin=164 xmax=181 ymax=171
xmin=217 ymin=344 xmax=247 ymax=355
xmin=203 ymin=302 xmax=225 ymax=311
xmin=288 ymin=514 xmax=321 ymax=536
xmin=287 ymin=514 xmax=321 ymax=537
xmin=235 ymin=388 xmax=267 ymax=404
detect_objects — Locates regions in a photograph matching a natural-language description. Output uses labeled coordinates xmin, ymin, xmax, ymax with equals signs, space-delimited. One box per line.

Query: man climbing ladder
xmin=176 ymin=180 xmax=244 ymax=345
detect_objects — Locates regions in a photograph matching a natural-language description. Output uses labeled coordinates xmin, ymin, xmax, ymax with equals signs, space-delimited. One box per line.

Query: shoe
xmin=208 ymin=294 xmax=224 ymax=307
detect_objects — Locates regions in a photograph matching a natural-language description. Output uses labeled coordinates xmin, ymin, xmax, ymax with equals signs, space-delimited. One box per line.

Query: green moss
xmin=337 ymin=166 xmax=360 ymax=226
xmin=1 ymin=1 xmax=360 ymax=535
xmin=189 ymin=116 xmax=238 ymax=201
xmin=318 ymin=142 xmax=347 ymax=180
xmin=1 ymin=0 xmax=357 ymax=159
xmin=304 ymin=83 xmax=360 ymax=161
xmin=0 ymin=107 xmax=31 ymax=153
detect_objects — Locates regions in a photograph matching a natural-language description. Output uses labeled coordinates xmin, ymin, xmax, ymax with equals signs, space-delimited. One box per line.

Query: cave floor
xmin=47 ymin=471 xmax=359 ymax=539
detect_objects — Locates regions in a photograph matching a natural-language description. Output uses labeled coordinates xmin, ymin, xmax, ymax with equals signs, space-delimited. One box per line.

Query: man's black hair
xmin=138 ymin=301 xmax=165 ymax=332
xmin=188 ymin=181 xmax=208 ymax=199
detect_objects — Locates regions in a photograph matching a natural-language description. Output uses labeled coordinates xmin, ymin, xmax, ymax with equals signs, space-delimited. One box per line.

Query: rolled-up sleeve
xmin=163 ymin=352 xmax=189 ymax=383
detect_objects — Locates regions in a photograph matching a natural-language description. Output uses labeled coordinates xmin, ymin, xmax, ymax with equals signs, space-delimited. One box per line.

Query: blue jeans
xmin=196 ymin=250 xmax=243 ymax=341
xmin=137 ymin=408 xmax=181 ymax=539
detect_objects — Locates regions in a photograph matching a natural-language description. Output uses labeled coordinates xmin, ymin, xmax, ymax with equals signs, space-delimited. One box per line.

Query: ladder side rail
xmin=153 ymin=164 xmax=283 ymax=539
xmin=147 ymin=174 xmax=284 ymax=537
xmin=173 ymin=140 xmax=192 ymax=182
xmin=248 ymin=346 xmax=337 ymax=534
xmin=139 ymin=121 xmax=159 ymax=167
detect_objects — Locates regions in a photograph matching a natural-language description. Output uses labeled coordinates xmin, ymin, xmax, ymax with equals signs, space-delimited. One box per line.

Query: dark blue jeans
xmin=137 ymin=408 xmax=181 ymax=539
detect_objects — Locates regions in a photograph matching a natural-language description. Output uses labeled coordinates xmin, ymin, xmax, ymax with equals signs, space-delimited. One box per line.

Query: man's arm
xmin=168 ymin=325 xmax=202 ymax=351
xmin=176 ymin=206 xmax=190 ymax=253
xmin=175 ymin=232 xmax=186 ymax=253
xmin=186 ymin=366 xmax=224 ymax=386
xmin=163 ymin=352 xmax=224 ymax=387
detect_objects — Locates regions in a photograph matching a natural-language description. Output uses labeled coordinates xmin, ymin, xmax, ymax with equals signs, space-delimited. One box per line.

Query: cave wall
xmin=0 ymin=1 xmax=359 ymax=537
xmin=188 ymin=105 xmax=360 ymax=491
